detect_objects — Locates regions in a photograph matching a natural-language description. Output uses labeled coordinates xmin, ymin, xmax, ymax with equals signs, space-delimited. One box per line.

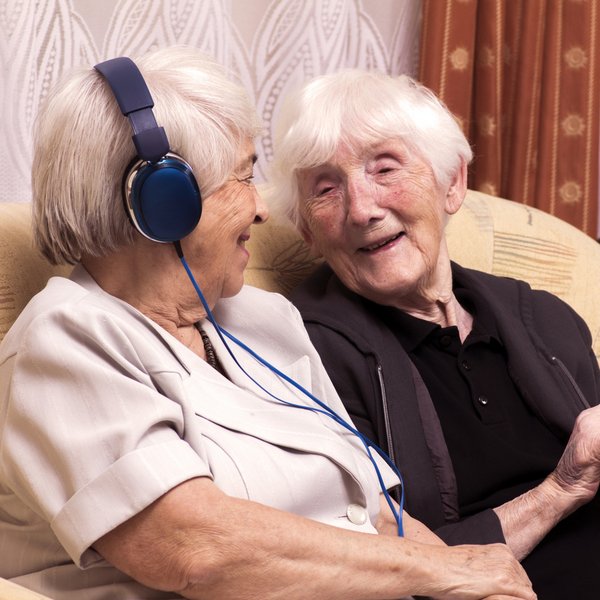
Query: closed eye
xmin=370 ymin=152 xmax=404 ymax=176
xmin=316 ymin=185 xmax=335 ymax=196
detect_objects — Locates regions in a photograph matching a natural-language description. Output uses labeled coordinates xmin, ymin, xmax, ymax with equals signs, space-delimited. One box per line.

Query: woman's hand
xmin=377 ymin=498 xmax=534 ymax=600
xmin=550 ymin=404 xmax=600 ymax=503
xmin=418 ymin=543 xmax=536 ymax=600
xmin=491 ymin=404 xmax=600 ymax=560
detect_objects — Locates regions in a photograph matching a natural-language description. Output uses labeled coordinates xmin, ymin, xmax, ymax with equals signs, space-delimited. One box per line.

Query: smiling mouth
xmin=360 ymin=232 xmax=404 ymax=252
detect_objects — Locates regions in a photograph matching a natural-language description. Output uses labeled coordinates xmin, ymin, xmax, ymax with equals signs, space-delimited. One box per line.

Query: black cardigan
xmin=292 ymin=262 xmax=600 ymax=544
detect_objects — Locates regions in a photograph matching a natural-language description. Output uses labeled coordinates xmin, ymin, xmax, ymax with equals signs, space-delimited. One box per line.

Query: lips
xmin=360 ymin=232 xmax=404 ymax=252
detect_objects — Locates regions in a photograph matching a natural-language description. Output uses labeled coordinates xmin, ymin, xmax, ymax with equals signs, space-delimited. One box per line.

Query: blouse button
xmin=346 ymin=503 xmax=368 ymax=525
xmin=477 ymin=395 xmax=489 ymax=406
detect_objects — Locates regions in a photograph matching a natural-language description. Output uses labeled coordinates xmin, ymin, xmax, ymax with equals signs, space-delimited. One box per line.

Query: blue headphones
xmin=94 ymin=57 xmax=202 ymax=243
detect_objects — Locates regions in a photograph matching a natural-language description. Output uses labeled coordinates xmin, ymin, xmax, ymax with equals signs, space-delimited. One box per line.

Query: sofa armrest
xmin=0 ymin=578 xmax=54 ymax=600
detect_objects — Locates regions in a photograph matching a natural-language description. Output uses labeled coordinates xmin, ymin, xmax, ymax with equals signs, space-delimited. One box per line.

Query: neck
xmin=81 ymin=240 xmax=210 ymax=340
xmin=393 ymin=250 xmax=473 ymax=341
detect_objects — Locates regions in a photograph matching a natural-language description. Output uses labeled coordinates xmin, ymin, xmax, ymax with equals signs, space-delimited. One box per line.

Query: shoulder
xmin=291 ymin=263 xmax=339 ymax=309
xmin=453 ymin=262 xmax=592 ymax=342
xmin=291 ymin=264 xmax=375 ymax=333
xmin=0 ymin=269 xmax=172 ymax=370
xmin=214 ymin=285 xmax=311 ymax=352
xmin=1 ymin=274 xmax=90 ymax=356
xmin=453 ymin=262 xmax=574 ymax=312
xmin=216 ymin=284 xmax=301 ymax=327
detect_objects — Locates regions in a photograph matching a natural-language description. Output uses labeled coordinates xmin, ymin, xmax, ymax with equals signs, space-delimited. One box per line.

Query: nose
xmin=345 ymin=175 xmax=384 ymax=227
xmin=253 ymin=186 xmax=269 ymax=224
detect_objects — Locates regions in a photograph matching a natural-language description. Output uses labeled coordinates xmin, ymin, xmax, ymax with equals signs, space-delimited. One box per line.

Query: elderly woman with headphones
xmin=0 ymin=47 xmax=535 ymax=600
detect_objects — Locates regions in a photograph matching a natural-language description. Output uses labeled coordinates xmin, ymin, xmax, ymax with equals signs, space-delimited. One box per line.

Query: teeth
xmin=363 ymin=232 xmax=402 ymax=251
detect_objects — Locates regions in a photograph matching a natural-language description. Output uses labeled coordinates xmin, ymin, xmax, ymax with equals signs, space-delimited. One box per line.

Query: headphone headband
xmin=94 ymin=57 xmax=169 ymax=163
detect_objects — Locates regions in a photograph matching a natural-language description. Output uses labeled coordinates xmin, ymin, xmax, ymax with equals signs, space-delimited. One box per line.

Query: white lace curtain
xmin=0 ymin=0 xmax=421 ymax=203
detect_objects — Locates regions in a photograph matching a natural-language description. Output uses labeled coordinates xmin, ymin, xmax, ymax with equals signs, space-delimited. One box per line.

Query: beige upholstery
xmin=0 ymin=578 xmax=53 ymax=600
xmin=0 ymin=192 xmax=600 ymax=597
xmin=445 ymin=191 xmax=600 ymax=358
xmin=0 ymin=203 xmax=70 ymax=342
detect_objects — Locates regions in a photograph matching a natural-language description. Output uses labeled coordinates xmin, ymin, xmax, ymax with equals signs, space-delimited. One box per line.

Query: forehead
xmin=300 ymin=138 xmax=411 ymax=175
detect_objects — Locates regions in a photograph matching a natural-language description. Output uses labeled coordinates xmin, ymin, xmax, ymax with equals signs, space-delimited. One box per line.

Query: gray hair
xmin=267 ymin=70 xmax=473 ymax=226
xmin=32 ymin=46 xmax=261 ymax=265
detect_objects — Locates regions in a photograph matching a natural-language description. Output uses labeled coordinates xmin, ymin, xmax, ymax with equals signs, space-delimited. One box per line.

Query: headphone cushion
xmin=130 ymin=157 xmax=202 ymax=242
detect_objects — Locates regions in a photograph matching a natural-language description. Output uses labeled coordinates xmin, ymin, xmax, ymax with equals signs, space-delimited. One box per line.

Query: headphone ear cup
xmin=124 ymin=154 xmax=202 ymax=243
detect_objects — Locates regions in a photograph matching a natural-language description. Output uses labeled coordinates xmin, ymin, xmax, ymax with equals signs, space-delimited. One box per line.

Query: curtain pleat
xmin=419 ymin=0 xmax=600 ymax=237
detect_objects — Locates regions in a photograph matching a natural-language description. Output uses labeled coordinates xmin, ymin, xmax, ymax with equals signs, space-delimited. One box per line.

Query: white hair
xmin=267 ymin=70 xmax=473 ymax=226
xmin=32 ymin=46 xmax=261 ymax=265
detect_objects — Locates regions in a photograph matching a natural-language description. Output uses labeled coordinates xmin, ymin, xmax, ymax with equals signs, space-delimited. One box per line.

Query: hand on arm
xmin=494 ymin=404 xmax=600 ymax=560
xmin=377 ymin=496 xmax=535 ymax=600
xmin=95 ymin=478 xmax=535 ymax=600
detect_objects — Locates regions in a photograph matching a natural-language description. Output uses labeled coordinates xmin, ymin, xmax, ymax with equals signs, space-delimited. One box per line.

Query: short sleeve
xmin=1 ymin=303 xmax=211 ymax=566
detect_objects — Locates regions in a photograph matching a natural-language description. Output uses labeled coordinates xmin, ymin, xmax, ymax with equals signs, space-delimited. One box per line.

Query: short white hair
xmin=32 ymin=46 xmax=261 ymax=265
xmin=267 ymin=70 xmax=473 ymax=226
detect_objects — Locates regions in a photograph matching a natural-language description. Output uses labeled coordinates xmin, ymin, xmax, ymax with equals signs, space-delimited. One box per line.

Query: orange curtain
xmin=419 ymin=0 xmax=600 ymax=237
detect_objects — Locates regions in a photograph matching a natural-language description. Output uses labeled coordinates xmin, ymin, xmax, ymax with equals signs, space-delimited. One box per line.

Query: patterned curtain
xmin=419 ymin=0 xmax=600 ymax=237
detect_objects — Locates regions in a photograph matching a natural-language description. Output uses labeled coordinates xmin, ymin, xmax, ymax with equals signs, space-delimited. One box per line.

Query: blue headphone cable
xmin=176 ymin=246 xmax=405 ymax=537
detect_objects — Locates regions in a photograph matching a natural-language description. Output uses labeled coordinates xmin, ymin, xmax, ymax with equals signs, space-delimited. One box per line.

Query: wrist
xmin=542 ymin=472 xmax=590 ymax=514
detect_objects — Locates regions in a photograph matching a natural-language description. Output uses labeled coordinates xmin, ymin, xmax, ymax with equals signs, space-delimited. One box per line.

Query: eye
xmin=369 ymin=153 xmax=403 ymax=176
xmin=374 ymin=161 xmax=398 ymax=175
xmin=315 ymin=184 xmax=335 ymax=197
xmin=312 ymin=176 xmax=339 ymax=197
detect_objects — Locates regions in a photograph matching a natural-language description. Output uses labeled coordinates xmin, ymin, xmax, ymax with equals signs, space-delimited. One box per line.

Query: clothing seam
xmin=376 ymin=363 xmax=395 ymax=465
xmin=550 ymin=355 xmax=591 ymax=411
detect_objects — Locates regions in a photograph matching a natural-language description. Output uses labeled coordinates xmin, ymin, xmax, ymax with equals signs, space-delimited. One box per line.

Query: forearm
xmin=96 ymin=478 xmax=534 ymax=600
xmin=494 ymin=406 xmax=600 ymax=561
xmin=180 ymin=500 xmax=530 ymax=600
xmin=493 ymin=475 xmax=584 ymax=560
xmin=99 ymin=481 xmax=446 ymax=599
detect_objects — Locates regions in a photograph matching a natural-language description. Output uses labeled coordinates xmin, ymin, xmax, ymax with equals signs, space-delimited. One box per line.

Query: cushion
xmin=0 ymin=202 xmax=70 ymax=342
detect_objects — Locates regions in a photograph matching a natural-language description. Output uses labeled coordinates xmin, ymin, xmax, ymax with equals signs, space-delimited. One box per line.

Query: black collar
xmin=369 ymin=283 xmax=503 ymax=353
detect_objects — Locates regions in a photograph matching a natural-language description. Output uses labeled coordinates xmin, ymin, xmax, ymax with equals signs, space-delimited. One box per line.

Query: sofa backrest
xmin=2 ymin=192 xmax=600 ymax=357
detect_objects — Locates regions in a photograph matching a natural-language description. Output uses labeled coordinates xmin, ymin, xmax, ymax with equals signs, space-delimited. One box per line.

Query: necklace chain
xmin=198 ymin=327 xmax=219 ymax=369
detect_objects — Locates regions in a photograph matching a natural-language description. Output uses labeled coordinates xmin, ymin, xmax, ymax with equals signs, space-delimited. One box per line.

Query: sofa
xmin=1 ymin=189 xmax=600 ymax=598
xmin=3 ymin=191 xmax=600 ymax=350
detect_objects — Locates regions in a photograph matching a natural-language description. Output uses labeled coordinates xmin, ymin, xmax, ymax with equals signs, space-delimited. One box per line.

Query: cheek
xmin=302 ymin=202 xmax=345 ymax=248
xmin=204 ymin=189 xmax=254 ymax=237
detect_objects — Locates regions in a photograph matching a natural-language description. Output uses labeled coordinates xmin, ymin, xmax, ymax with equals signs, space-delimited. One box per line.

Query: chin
xmin=220 ymin=276 xmax=245 ymax=299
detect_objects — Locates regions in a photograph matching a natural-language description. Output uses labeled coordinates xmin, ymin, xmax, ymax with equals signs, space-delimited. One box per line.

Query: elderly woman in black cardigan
xmin=269 ymin=69 xmax=600 ymax=599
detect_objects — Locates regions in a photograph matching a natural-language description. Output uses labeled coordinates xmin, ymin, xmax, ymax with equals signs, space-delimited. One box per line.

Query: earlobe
xmin=298 ymin=222 xmax=323 ymax=257
xmin=445 ymin=160 xmax=468 ymax=215
xmin=298 ymin=219 xmax=313 ymax=246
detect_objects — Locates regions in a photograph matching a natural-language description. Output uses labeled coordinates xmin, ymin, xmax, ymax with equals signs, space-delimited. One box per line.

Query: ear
xmin=298 ymin=220 xmax=323 ymax=257
xmin=444 ymin=159 xmax=468 ymax=215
